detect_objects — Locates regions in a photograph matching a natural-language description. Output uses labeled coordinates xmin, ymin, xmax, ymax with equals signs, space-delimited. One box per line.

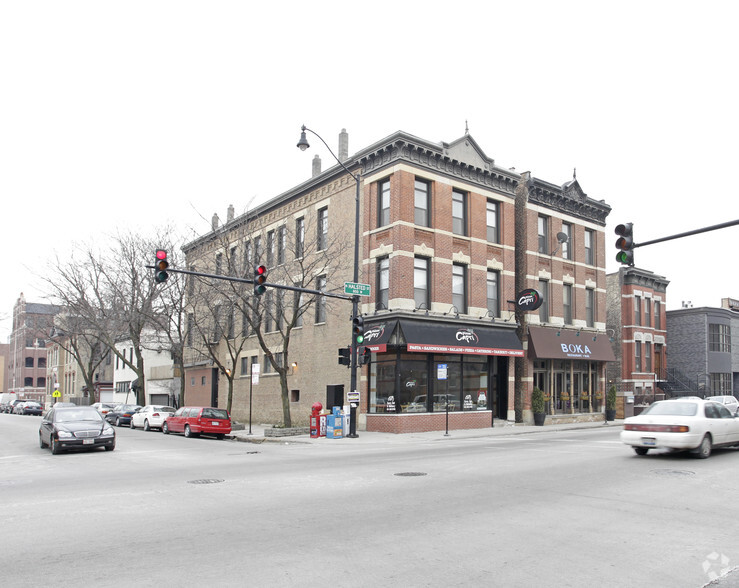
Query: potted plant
xmin=532 ymin=387 xmax=546 ymax=426
xmin=605 ymin=385 xmax=617 ymax=421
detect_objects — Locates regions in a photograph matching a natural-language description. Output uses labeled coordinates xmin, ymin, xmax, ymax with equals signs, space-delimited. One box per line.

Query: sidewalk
xmin=227 ymin=418 xmax=625 ymax=445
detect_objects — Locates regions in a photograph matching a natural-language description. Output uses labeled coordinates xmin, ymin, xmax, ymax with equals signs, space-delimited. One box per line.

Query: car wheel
xmin=696 ymin=435 xmax=712 ymax=459
xmin=50 ymin=437 xmax=61 ymax=455
xmin=39 ymin=433 xmax=47 ymax=449
xmin=130 ymin=420 xmax=136 ymax=430
xmin=116 ymin=417 xmax=122 ymax=427
xmin=105 ymin=444 xmax=115 ymax=452
xmin=184 ymin=425 xmax=198 ymax=438
xmin=162 ymin=422 xmax=169 ymax=434
xmin=144 ymin=420 xmax=150 ymax=432
xmin=633 ymin=447 xmax=649 ymax=456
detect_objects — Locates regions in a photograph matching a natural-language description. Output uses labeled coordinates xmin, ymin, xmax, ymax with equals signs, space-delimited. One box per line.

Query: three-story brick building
xmin=184 ymin=129 xmax=613 ymax=431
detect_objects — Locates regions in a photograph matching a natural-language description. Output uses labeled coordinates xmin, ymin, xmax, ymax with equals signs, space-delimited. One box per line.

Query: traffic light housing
xmin=338 ymin=347 xmax=351 ymax=366
xmin=353 ymin=315 xmax=364 ymax=345
xmin=154 ymin=249 xmax=169 ymax=283
xmin=254 ymin=265 xmax=267 ymax=296
xmin=358 ymin=347 xmax=371 ymax=366
xmin=615 ymin=223 xmax=635 ymax=266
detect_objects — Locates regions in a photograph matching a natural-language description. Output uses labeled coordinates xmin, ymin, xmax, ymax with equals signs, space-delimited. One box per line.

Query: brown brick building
xmin=7 ymin=293 xmax=59 ymax=403
xmin=606 ymin=267 xmax=669 ymax=409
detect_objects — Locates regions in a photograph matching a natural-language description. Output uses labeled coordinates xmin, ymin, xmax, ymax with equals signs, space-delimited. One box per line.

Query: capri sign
xmin=516 ymin=288 xmax=543 ymax=312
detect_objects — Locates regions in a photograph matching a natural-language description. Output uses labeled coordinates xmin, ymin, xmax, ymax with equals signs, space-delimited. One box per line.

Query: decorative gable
xmin=442 ymin=134 xmax=494 ymax=170
xmin=562 ymin=178 xmax=587 ymax=202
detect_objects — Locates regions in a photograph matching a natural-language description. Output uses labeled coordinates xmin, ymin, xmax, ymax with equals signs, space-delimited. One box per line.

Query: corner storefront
xmin=362 ymin=317 xmax=523 ymax=433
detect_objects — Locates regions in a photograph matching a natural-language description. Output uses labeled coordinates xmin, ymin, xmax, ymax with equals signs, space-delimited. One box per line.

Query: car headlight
xmin=57 ymin=430 xmax=73 ymax=439
xmin=103 ymin=426 xmax=115 ymax=436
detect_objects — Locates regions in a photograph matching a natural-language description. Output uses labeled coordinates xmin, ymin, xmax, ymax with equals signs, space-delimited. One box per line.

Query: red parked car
xmin=162 ymin=406 xmax=231 ymax=439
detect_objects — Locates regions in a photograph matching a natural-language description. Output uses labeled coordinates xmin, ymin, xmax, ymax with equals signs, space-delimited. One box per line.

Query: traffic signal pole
xmin=615 ymin=219 xmax=739 ymax=267
xmin=632 ymin=219 xmax=739 ymax=248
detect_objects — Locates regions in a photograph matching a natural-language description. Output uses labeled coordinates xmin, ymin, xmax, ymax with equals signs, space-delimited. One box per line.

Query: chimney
xmin=312 ymin=154 xmax=321 ymax=177
xmin=227 ymin=204 xmax=234 ymax=223
xmin=212 ymin=213 xmax=219 ymax=231
xmin=338 ymin=128 xmax=348 ymax=162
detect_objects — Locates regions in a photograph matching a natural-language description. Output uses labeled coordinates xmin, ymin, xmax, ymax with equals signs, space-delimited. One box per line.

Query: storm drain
xmin=394 ymin=472 xmax=428 ymax=477
xmin=650 ymin=469 xmax=695 ymax=478
xmin=187 ymin=478 xmax=225 ymax=485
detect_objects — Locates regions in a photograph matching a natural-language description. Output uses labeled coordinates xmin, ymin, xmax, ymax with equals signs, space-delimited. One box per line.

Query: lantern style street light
xmin=297 ymin=125 xmax=361 ymax=437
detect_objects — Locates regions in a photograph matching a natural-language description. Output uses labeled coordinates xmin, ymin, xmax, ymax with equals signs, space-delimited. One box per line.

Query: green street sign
xmin=344 ymin=282 xmax=371 ymax=297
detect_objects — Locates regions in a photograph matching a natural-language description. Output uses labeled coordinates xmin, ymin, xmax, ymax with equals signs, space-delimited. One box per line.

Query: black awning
xmin=528 ymin=326 xmax=616 ymax=361
xmin=361 ymin=320 xmax=398 ymax=352
xmin=398 ymin=320 xmax=524 ymax=357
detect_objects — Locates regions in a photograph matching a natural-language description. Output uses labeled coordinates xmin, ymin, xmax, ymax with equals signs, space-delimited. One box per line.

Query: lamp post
xmin=297 ymin=125 xmax=361 ymax=437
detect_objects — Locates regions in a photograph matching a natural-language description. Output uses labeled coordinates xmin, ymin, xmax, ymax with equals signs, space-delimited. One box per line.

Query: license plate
xmin=642 ymin=437 xmax=657 ymax=446
xmin=83 ymin=439 xmax=94 ymax=445
xmin=212 ymin=421 xmax=220 ymax=426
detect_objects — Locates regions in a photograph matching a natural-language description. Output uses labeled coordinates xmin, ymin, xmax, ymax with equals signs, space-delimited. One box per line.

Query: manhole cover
xmin=187 ymin=479 xmax=225 ymax=485
xmin=394 ymin=472 xmax=428 ymax=477
xmin=650 ymin=469 xmax=695 ymax=477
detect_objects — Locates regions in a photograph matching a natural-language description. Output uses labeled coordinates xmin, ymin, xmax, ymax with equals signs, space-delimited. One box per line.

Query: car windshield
xmin=55 ymin=409 xmax=104 ymax=423
xmin=201 ymin=408 xmax=229 ymax=419
xmin=642 ymin=401 xmax=698 ymax=417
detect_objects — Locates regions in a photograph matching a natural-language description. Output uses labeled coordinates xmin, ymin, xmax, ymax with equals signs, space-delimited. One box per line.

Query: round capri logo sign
xmin=516 ymin=288 xmax=543 ymax=312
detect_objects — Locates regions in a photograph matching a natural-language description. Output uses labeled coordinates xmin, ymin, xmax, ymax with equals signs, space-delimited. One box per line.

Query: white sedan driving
xmin=621 ymin=397 xmax=739 ymax=458
xmin=130 ymin=405 xmax=176 ymax=431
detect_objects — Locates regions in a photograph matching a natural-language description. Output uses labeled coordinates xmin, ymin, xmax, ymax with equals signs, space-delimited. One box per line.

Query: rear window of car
xmin=642 ymin=402 xmax=698 ymax=416
xmin=201 ymin=408 xmax=229 ymax=420
xmin=157 ymin=406 xmax=175 ymax=413
xmin=55 ymin=409 xmax=104 ymax=423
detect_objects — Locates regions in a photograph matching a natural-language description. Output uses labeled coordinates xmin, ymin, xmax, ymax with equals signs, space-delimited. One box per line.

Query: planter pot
xmin=605 ymin=409 xmax=617 ymax=421
xmin=533 ymin=412 xmax=546 ymax=426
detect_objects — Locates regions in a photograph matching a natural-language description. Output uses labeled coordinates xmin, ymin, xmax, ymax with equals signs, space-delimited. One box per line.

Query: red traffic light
xmin=154 ymin=250 xmax=169 ymax=283
xmin=254 ymin=265 xmax=268 ymax=296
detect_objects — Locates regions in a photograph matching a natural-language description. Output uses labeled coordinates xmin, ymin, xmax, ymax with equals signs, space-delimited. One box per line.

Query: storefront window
xmin=433 ymin=358 xmax=461 ymax=411
xmin=368 ymin=352 xmax=498 ymax=415
xmin=462 ymin=356 xmax=488 ymax=410
xmin=400 ymin=358 xmax=428 ymax=413
xmin=370 ymin=359 xmax=396 ymax=413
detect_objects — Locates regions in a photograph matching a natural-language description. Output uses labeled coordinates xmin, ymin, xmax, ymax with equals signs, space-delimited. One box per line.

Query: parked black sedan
xmin=39 ymin=406 xmax=116 ymax=454
xmin=105 ymin=404 xmax=141 ymax=426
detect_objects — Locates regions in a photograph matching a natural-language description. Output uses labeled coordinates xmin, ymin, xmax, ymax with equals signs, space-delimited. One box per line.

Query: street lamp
xmin=297 ymin=125 xmax=361 ymax=438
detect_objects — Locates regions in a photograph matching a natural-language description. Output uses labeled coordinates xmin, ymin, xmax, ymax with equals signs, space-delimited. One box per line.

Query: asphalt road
xmin=1 ymin=413 xmax=738 ymax=587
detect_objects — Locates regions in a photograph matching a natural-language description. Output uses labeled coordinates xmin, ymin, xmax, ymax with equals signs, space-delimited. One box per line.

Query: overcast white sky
xmin=2 ymin=0 xmax=738 ymax=342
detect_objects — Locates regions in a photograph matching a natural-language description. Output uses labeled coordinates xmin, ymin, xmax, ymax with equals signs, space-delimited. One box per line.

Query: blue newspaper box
xmin=326 ymin=408 xmax=343 ymax=439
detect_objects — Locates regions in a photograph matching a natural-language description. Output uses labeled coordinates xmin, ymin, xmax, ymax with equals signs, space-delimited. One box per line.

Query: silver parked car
xmin=705 ymin=395 xmax=739 ymax=414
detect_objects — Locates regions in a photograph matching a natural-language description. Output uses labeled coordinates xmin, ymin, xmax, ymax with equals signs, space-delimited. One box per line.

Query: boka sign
xmin=516 ymin=288 xmax=543 ymax=312
xmin=560 ymin=343 xmax=593 ymax=358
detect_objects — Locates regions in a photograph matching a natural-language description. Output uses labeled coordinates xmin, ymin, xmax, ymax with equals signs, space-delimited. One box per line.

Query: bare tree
xmin=43 ymin=229 xmax=179 ymax=406
xmin=185 ymin=212 xmax=353 ymax=426
xmin=46 ymin=310 xmax=109 ymax=403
